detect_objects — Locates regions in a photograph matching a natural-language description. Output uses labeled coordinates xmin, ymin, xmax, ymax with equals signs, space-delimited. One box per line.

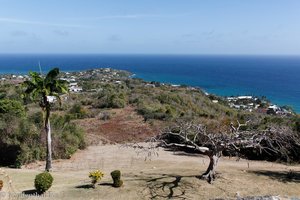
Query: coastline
xmin=1 ymin=68 xmax=298 ymax=114
xmin=0 ymin=54 xmax=299 ymax=113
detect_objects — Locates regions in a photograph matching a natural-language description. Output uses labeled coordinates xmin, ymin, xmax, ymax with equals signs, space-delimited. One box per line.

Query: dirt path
xmin=4 ymin=143 xmax=299 ymax=200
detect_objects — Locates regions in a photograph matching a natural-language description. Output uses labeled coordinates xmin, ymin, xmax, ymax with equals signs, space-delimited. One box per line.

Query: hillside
xmin=1 ymin=68 xmax=300 ymax=167
xmin=0 ymin=68 xmax=300 ymax=200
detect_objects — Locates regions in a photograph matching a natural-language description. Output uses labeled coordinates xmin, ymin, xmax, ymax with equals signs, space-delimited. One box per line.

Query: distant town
xmin=0 ymin=68 xmax=295 ymax=116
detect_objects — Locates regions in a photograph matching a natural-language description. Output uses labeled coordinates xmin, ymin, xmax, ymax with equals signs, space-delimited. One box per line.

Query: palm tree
xmin=23 ymin=68 xmax=68 ymax=171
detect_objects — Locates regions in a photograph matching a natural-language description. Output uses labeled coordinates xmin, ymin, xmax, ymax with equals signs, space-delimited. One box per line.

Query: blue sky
xmin=0 ymin=0 xmax=300 ymax=54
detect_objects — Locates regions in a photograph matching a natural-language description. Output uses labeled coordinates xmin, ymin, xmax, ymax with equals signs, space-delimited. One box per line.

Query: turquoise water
xmin=0 ymin=54 xmax=299 ymax=112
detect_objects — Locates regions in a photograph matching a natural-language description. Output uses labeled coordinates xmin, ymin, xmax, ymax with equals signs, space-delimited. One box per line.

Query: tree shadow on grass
xmin=248 ymin=170 xmax=300 ymax=183
xmin=140 ymin=174 xmax=199 ymax=200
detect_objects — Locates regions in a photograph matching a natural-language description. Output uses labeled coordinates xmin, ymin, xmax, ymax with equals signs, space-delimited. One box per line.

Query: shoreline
xmin=0 ymin=67 xmax=299 ymax=114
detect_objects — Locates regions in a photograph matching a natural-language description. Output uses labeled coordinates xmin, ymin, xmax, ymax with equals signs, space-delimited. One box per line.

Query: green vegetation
xmin=94 ymin=84 xmax=127 ymax=109
xmin=0 ymin=68 xmax=85 ymax=168
xmin=34 ymin=172 xmax=53 ymax=194
xmin=22 ymin=68 xmax=68 ymax=171
xmin=111 ymin=170 xmax=123 ymax=187
xmin=0 ymin=107 xmax=85 ymax=167
xmin=293 ymin=115 xmax=300 ymax=133
xmin=68 ymin=103 xmax=89 ymax=119
xmin=51 ymin=114 xmax=86 ymax=158
xmin=80 ymin=79 xmax=238 ymax=132
xmin=0 ymin=67 xmax=299 ymax=167
xmin=0 ymin=99 xmax=25 ymax=117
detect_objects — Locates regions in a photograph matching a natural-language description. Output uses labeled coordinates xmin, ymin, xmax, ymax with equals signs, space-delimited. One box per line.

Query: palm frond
xmin=22 ymin=67 xmax=68 ymax=106
xmin=45 ymin=68 xmax=59 ymax=84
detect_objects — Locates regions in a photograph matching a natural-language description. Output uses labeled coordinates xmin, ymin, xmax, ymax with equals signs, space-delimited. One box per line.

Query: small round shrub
xmin=111 ymin=170 xmax=120 ymax=179
xmin=113 ymin=179 xmax=123 ymax=187
xmin=34 ymin=172 xmax=53 ymax=194
xmin=0 ymin=180 xmax=3 ymax=191
xmin=111 ymin=170 xmax=123 ymax=187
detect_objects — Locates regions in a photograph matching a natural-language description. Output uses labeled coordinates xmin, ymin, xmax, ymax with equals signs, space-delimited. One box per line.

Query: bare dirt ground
xmin=1 ymin=143 xmax=300 ymax=200
xmin=75 ymin=106 xmax=161 ymax=145
xmin=1 ymin=107 xmax=299 ymax=200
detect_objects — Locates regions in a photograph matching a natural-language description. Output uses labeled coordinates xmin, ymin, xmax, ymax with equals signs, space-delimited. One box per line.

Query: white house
xmin=69 ymin=86 xmax=83 ymax=92
xmin=237 ymin=96 xmax=253 ymax=100
xmin=47 ymin=96 xmax=57 ymax=103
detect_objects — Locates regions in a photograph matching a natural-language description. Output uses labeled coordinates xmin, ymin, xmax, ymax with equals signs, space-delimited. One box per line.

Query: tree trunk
xmin=45 ymin=109 xmax=52 ymax=172
xmin=200 ymin=151 xmax=221 ymax=183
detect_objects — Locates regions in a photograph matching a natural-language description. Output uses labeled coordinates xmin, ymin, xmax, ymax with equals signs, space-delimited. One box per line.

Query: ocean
xmin=0 ymin=54 xmax=299 ymax=113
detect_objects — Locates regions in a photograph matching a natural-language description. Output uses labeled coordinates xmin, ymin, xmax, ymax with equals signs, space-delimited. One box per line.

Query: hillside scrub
xmin=66 ymin=75 xmax=299 ymax=134
xmin=0 ymin=98 xmax=86 ymax=167
xmin=93 ymin=84 xmax=127 ymax=109
xmin=82 ymin=79 xmax=236 ymax=130
xmin=68 ymin=103 xmax=89 ymax=119
xmin=1 ymin=68 xmax=299 ymax=167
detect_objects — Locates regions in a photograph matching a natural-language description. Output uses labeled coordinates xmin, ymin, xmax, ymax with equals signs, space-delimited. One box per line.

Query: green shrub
xmin=293 ymin=116 xmax=300 ymax=133
xmin=0 ymin=180 xmax=3 ymax=191
xmin=93 ymin=84 xmax=128 ymax=109
xmin=111 ymin=170 xmax=123 ymax=187
xmin=0 ymin=99 xmax=25 ymax=117
xmin=51 ymin=114 xmax=86 ymax=159
xmin=113 ymin=179 xmax=123 ymax=188
xmin=0 ymin=110 xmax=86 ymax=167
xmin=69 ymin=103 xmax=88 ymax=119
xmin=110 ymin=95 xmax=126 ymax=108
xmin=34 ymin=172 xmax=53 ymax=194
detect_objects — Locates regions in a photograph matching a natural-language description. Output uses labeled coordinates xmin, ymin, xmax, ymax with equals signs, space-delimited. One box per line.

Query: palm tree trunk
xmin=45 ymin=108 xmax=52 ymax=172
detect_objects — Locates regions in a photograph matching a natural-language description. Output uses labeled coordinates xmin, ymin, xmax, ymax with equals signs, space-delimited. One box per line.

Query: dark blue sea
xmin=0 ymin=54 xmax=299 ymax=113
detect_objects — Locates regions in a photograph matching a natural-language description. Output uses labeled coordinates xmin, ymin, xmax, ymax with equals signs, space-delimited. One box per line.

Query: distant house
xmin=237 ymin=96 xmax=253 ymax=100
xmin=69 ymin=86 xmax=83 ymax=92
xmin=268 ymin=105 xmax=279 ymax=110
xmin=47 ymin=96 xmax=57 ymax=103
xmin=145 ymin=83 xmax=155 ymax=88
xmin=68 ymin=82 xmax=82 ymax=92
xmin=267 ymin=105 xmax=280 ymax=115
xmin=104 ymin=68 xmax=111 ymax=73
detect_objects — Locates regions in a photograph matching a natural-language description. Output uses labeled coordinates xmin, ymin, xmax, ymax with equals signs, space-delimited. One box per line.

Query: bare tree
xmin=155 ymin=122 xmax=299 ymax=183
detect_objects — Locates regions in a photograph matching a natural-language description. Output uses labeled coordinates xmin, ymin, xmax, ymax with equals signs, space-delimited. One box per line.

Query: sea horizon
xmin=0 ymin=54 xmax=299 ymax=113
